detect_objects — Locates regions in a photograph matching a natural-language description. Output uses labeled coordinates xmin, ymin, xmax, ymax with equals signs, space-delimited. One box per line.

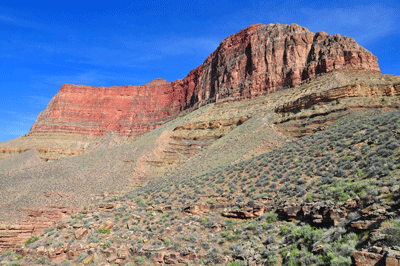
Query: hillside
xmin=0 ymin=23 xmax=400 ymax=265
xmin=2 ymin=109 xmax=400 ymax=265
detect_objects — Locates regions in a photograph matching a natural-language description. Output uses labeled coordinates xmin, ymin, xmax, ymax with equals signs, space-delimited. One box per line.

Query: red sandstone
xmin=31 ymin=23 xmax=380 ymax=136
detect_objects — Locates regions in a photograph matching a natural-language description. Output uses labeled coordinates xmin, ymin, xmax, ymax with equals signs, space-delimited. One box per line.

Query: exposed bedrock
xmin=30 ymin=23 xmax=379 ymax=136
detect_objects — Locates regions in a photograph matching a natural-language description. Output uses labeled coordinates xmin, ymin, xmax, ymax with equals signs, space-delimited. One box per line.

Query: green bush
xmin=285 ymin=248 xmax=320 ymax=266
xmin=135 ymin=256 xmax=145 ymax=265
xmin=135 ymin=198 xmax=147 ymax=208
xmin=102 ymin=240 xmax=111 ymax=249
xmin=382 ymin=218 xmax=400 ymax=246
xmin=5 ymin=262 xmax=21 ymax=266
xmin=76 ymin=252 xmax=88 ymax=263
xmin=227 ymin=261 xmax=243 ymax=266
xmin=163 ymin=237 xmax=170 ymax=247
xmin=88 ymin=235 xmax=100 ymax=244
xmin=24 ymin=236 xmax=39 ymax=246
xmin=35 ymin=256 xmax=46 ymax=264
xmin=0 ymin=250 xmax=15 ymax=260
xmin=99 ymin=228 xmax=110 ymax=234
xmin=266 ymin=211 xmax=278 ymax=223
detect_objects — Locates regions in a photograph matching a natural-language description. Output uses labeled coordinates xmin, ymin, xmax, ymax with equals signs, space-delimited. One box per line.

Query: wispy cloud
xmin=0 ymin=15 xmax=15 ymax=23
xmin=44 ymin=71 xmax=111 ymax=86
xmin=300 ymin=4 xmax=398 ymax=44
xmin=0 ymin=111 xmax=36 ymax=139
xmin=212 ymin=3 xmax=399 ymax=46
xmin=2 ymin=111 xmax=37 ymax=123
xmin=0 ymin=13 xmax=47 ymax=31
xmin=38 ymin=70 xmax=149 ymax=87
xmin=155 ymin=36 xmax=219 ymax=55
xmin=4 ymin=129 xmax=30 ymax=136
xmin=24 ymin=96 xmax=52 ymax=109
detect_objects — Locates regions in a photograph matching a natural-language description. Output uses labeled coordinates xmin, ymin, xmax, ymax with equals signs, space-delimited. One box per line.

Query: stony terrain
xmin=0 ymin=23 xmax=399 ymax=265
xmin=2 ymin=109 xmax=400 ymax=265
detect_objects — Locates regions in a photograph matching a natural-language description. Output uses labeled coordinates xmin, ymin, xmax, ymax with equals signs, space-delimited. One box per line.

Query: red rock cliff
xmin=31 ymin=23 xmax=380 ymax=136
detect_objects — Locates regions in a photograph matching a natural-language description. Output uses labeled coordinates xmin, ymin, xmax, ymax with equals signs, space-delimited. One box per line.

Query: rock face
xmin=0 ymin=206 xmax=73 ymax=253
xmin=30 ymin=23 xmax=380 ymax=136
xmin=275 ymin=83 xmax=400 ymax=114
xmin=30 ymin=78 xmax=184 ymax=136
xmin=352 ymin=251 xmax=400 ymax=266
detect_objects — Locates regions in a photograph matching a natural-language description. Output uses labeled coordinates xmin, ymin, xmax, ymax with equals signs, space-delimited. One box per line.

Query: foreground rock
xmin=352 ymin=250 xmax=400 ymax=266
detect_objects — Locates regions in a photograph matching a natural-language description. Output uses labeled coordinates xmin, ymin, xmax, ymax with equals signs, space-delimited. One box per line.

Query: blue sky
xmin=1 ymin=1 xmax=399 ymax=142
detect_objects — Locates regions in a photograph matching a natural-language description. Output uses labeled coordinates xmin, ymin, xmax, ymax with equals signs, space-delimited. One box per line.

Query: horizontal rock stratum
xmin=30 ymin=23 xmax=380 ymax=136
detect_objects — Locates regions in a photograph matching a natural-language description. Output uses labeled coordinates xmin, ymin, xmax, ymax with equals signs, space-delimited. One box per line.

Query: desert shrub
xmin=102 ymin=240 xmax=111 ymax=249
xmin=227 ymin=261 xmax=245 ymax=266
xmin=76 ymin=252 xmax=88 ymax=263
xmin=44 ymin=227 xmax=55 ymax=234
xmin=99 ymin=228 xmax=110 ymax=234
xmin=206 ymin=247 xmax=220 ymax=258
xmin=287 ymin=224 xmax=323 ymax=249
xmin=297 ymin=178 xmax=307 ymax=185
xmin=163 ymin=237 xmax=170 ymax=247
xmin=176 ymin=225 xmax=183 ymax=232
xmin=25 ymin=236 xmax=39 ymax=246
xmin=264 ymin=235 xmax=276 ymax=245
xmin=5 ymin=262 xmax=21 ymax=266
xmin=0 ymin=250 xmax=15 ymax=260
xmin=285 ymin=248 xmax=320 ymax=266
xmin=135 ymin=256 xmax=145 ymax=265
xmin=35 ymin=256 xmax=47 ymax=264
xmin=335 ymin=168 xmax=347 ymax=178
xmin=247 ymin=199 xmax=255 ymax=207
xmin=201 ymin=241 xmax=210 ymax=250
xmin=246 ymin=222 xmax=257 ymax=231
xmin=135 ymin=198 xmax=147 ymax=208
xmin=88 ymin=235 xmax=99 ymax=244
xmin=376 ymin=147 xmax=393 ymax=157
xmin=54 ymin=241 xmax=64 ymax=247
xmin=366 ymin=165 xmax=382 ymax=177
xmin=328 ymin=254 xmax=352 ymax=266
xmin=188 ymin=234 xmax=198 ymax=242
xmin=382 ymin=218 xmax=400 ymax=246
xmin=296 ymin=186 xmax=307 ymax=197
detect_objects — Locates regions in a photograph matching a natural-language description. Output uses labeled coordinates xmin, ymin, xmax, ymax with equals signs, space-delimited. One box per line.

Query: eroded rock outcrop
xmin=275 ymin=83 xmax=400 ymax=114
xmin=0 ymin=207 xmax=73 ymax=253
xmin=30 ymin=23 xmax=379 ymax=137
xmin=352 ymin=250 xmax=400 ymax=266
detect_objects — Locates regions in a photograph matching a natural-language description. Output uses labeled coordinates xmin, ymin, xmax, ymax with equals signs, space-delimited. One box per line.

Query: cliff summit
xmin=30 ymin=23 xmax=379 ymax=137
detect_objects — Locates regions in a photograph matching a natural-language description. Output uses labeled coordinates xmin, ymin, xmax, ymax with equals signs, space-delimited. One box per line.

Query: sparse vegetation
xmin=24 ymin=236 xmax=39 ymax=246
xmin=98 ymin=228 xmax=110 ymax=234
xmin=2 ymin=71 xmax=400 ymax=265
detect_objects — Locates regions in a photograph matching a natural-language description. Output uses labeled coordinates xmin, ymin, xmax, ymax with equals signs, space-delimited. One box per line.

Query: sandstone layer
xmin=275 ymin=83 xmax=400 ymax=113
xmin=30 ymin=23 xmax=379 ymax=136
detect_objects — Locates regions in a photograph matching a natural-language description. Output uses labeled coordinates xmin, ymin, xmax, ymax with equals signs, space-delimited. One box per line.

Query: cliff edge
xmin=30 ymin=23 xmax=379 ymax=136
